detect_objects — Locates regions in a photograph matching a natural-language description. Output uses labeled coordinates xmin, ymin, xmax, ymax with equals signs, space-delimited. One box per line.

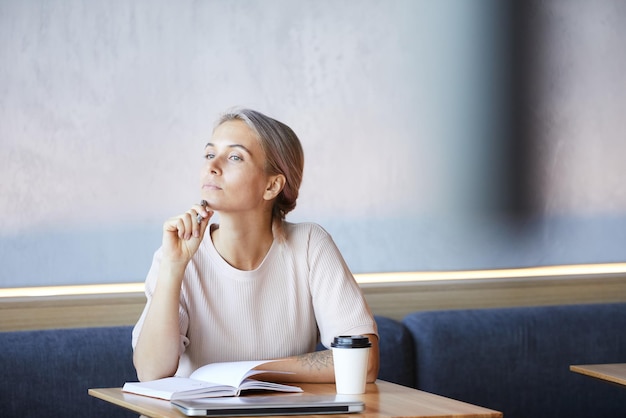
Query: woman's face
xmin=200 ymin=120 xmax=273 ymax=214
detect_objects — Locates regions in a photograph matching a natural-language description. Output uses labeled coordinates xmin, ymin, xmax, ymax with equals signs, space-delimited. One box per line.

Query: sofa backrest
xmin=374 ymin=315 xmax=416 ymax=388
xmin=0 ymin=326 xmax=137 ymax=418
xmin=403 ymin=303 xmax=626 ymax=418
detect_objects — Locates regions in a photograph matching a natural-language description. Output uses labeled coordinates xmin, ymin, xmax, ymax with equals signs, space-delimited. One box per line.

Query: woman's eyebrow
xmin=204 ymin=142 xmax=253 ymax=156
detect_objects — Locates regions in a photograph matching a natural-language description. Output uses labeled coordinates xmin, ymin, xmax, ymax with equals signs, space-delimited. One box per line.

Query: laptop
xmin=171 ymin=394 xmax=365 ymax=416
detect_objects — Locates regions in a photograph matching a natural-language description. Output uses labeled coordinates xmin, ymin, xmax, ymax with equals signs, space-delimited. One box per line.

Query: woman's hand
xmin=161 ymin=200 xmax=214 ymax=264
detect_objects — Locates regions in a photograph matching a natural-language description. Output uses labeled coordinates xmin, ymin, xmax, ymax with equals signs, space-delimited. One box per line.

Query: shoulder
xmin=280 ymin=222 xmax=344 ymax=261
xmin=283 ymin=221 xmax=332 ymax=243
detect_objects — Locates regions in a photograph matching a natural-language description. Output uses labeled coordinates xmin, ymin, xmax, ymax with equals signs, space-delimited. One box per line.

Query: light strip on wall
xmin=356 ymin=263 xmax=626 ymax=284
xmin=2 ymin=263 xmax=626 ymax=298
xmin=0 ymin=282 xmax=145 ymax=298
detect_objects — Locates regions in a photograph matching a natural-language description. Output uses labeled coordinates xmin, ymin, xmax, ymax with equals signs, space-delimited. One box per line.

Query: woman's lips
xmin=202 ymin=183 xmax=222 ymax=190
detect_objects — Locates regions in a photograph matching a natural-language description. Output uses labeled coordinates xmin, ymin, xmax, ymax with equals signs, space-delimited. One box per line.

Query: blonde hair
xmin=215 ymin=108 xmax=304 ymax=238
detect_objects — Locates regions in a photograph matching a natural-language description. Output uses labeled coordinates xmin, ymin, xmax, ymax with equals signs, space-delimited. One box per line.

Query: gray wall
xmin=1 ymin=0 xmax=626 ymax=287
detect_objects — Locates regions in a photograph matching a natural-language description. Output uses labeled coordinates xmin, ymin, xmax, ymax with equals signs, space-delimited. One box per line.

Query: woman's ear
xmin=264 ymin=174 xmax=286 ymax=201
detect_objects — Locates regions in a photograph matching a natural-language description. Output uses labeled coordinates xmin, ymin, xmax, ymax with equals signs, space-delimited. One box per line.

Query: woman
xmin=132 ymin=108 xmax=379 ymax=384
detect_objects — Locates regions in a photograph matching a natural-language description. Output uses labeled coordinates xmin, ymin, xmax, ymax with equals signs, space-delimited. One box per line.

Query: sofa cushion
xmin=403 ymin=303 xmax=626 ymax=418
xmin=375 ymin=315 xmax=415 ymax=387
xmin=0 ymin=326 xmax=137 ymax=418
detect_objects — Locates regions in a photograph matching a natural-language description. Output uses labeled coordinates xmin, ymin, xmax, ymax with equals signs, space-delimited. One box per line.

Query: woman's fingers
xmin=182 ymin=210 xmax=195 ymax=239
xmin=196 ymin=200 xmax=208 ymax=224
xmin=176 ymin=202 xmax=214 ymax=240
xmin=163 ymin=213 xmax=195 ymax=241
xmin=162 ymin=202 xmax=214 ymax=260
xmin=194 ymin=200 xmax=212 ymax=223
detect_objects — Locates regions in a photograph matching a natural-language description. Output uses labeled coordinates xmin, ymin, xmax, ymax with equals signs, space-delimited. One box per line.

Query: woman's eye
xmin=203 ymin=152 xmax=243 ymax=161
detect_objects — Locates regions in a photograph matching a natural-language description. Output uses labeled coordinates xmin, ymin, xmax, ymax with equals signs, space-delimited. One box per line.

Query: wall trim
xmin=2 ymin=264 xmax=626 ymax=331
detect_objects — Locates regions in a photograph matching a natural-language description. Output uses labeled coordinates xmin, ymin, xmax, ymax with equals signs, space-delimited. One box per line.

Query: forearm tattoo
xmin=296 ymin=350 xmax=333 ymax=371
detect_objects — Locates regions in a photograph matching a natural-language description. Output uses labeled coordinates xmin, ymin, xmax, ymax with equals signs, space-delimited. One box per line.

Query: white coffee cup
xmin=331 ymin=335 xmax=371 ymax=395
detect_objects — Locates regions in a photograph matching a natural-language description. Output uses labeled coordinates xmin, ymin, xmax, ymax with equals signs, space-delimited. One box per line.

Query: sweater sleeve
xmin=305 ymin=225 xmax=378 ymax=348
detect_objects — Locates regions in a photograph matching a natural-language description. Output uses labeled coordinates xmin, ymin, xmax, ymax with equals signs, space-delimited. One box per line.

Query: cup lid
xmin=331 ymin=335 xmax=371 ymax=348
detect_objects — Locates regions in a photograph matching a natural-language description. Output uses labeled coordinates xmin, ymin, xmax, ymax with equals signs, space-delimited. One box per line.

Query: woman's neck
xmin=210 ymin=215 xmax=275 ymax=271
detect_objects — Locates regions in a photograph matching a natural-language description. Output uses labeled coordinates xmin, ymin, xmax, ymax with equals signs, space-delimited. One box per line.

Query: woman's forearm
xmin=133 ymin=260 xmax=187 ymax=381
xmin=255 ymin=334 xmax=380 ymax=384
xmin=257 ymin=350 xmax=336 ymax=383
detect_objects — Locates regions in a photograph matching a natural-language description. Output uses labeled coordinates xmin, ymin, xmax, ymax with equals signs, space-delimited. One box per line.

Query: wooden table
xmin=570 ymin=363 xmax=626 ymax=387
xmin=89 ymin=380 xmax=502 ymax=418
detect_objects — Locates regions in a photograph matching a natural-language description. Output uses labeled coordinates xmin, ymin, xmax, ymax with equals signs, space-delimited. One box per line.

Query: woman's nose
xmin=205 ymin=157 xmax=221 ymax=175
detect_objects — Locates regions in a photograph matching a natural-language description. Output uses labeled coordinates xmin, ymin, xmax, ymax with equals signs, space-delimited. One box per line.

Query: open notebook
xmin=172 ymin=394 xmax=365 ymax=416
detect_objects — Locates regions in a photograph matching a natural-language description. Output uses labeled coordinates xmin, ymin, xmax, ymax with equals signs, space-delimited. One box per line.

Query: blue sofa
xmin=403 ymin=303 xmax=626 ymax=418
xmin=2 ymin=304 xmax=626 ymax=418
xmin=0 ymin=316 xmax=412 ymax=418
